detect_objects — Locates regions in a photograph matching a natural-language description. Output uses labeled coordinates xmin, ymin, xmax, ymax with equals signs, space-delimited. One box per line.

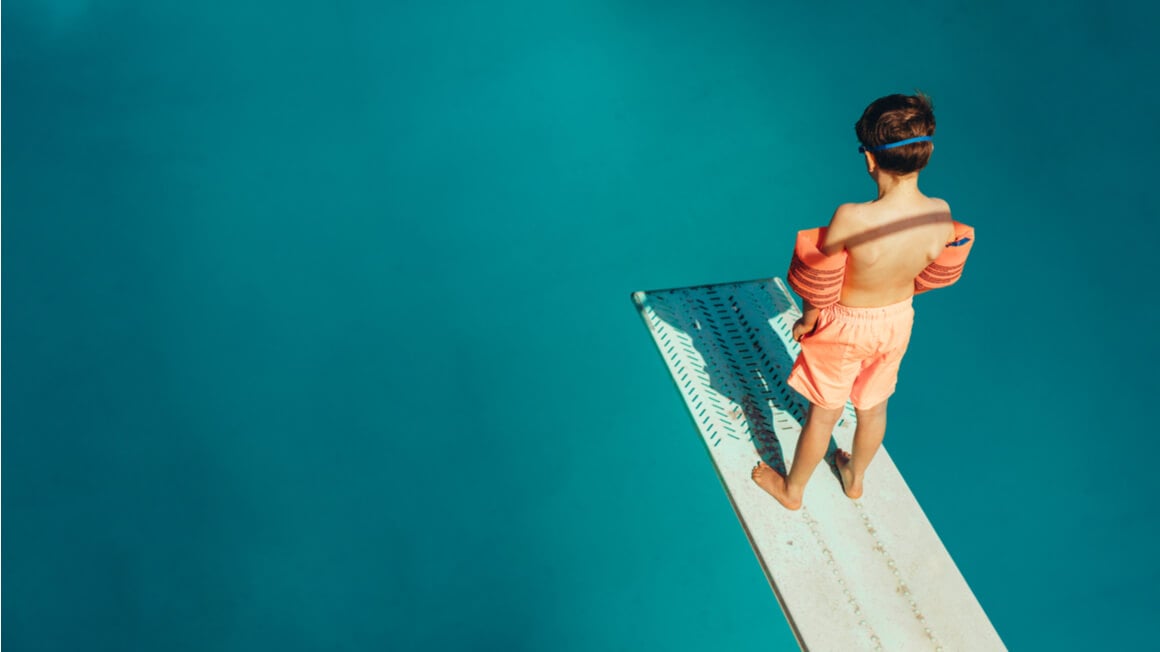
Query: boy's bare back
xmin=823 ymin=194 xmax=955 ymax=308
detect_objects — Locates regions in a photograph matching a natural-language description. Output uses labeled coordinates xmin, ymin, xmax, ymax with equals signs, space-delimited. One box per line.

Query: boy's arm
xmin=787 ymin=207 xmax=852 ymax=339
xmin=914 ymin=221 xmax=975 ymax=294
xmin=793 ymin=204 xmax=851 ymax=340
xmin=793 ymin=300 xmax=820 ymax=341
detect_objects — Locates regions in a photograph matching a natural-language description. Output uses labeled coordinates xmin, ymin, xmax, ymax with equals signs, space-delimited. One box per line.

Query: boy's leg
xmin=836 ymin=398 xmax=887 ymax=499
xmin=753 ymin=402 xmax=843 ymax=510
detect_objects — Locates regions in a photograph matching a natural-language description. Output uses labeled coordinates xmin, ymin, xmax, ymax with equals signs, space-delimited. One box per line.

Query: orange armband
xmin=915 ymin=221 xmax=975 ymax=293
xmin=787 ymin=227 xmax=847 ymax=309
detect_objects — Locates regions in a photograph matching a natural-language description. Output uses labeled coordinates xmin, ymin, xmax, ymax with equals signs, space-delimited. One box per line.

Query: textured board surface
xmin=632 ymin=278 xmax=1004 ymax=652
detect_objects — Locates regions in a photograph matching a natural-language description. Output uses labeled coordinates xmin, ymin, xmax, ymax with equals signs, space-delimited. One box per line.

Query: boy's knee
xmin=855 ymin=399 xmax=888 ymax=418
xmin=809 ymin=403 xmax=844 ymax=424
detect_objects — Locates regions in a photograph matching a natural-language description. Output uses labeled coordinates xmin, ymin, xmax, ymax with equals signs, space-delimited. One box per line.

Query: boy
xmin=752 ymin=93 xmax=974 ymax=510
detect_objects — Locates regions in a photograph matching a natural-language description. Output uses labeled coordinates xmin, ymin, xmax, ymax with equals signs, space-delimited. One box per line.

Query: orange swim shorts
xmin=786 ymin=298 xmax=914 ymax=410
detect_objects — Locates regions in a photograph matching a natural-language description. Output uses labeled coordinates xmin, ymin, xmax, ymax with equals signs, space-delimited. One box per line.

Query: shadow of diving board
xmin=632 ymin=278 xmax=1004 ymax=652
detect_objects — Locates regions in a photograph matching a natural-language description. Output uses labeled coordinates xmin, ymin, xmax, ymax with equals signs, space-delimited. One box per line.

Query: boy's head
xmin=855 ymin=93 xmax=936 ymax=175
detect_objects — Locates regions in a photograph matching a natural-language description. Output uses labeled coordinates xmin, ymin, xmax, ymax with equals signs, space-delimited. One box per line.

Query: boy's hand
xmin=792 ymin=316 xmax=817 ymax=342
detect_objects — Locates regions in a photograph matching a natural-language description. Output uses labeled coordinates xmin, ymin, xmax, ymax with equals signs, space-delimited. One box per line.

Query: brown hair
xmin=855 ymin=93 xmax=936 ymax=174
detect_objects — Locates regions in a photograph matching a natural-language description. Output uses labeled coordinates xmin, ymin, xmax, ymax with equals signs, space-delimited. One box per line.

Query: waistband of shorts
xmin=825 ymin=296 xmax=914 ymax=321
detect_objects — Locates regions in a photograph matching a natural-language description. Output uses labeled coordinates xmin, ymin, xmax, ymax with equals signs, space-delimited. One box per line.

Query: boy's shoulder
xmin=927 ymin=196 xmax=952 ymax=213
xmin=827 ymin=202 xmax=862 ymax=226
xmin=819 ymin=203 xmax=865 ymax=254
xmin=825 ymin=202 xmax=869 ymax=238
xmin=922 ymin=197 xmax=956 ymax=239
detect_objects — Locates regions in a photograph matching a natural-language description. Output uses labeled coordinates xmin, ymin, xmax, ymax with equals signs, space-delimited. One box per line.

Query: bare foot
xmin=834 ymin=449 xmax=863 ymax=499
xmin=751 ymin=461 xmax=802 ymax=510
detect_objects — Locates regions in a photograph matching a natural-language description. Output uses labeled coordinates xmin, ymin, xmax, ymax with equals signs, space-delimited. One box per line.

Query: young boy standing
xmin=752 ymin=93 xmax=974 ymax=510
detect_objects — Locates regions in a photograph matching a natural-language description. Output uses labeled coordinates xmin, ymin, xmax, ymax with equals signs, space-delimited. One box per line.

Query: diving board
xmin=632 ymin=278 xmax=1004 ymax=652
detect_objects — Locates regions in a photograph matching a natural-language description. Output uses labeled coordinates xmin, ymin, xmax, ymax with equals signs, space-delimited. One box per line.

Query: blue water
xmin=4 ymin=2 xmax=1159 ymax=650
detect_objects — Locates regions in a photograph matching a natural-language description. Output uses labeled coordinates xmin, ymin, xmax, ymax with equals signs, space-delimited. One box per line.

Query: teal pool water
xmin=5 ymin=2 xmax=1158 ymax=650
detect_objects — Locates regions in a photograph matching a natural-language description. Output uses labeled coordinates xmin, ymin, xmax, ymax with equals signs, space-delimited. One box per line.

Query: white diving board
xmin=632 ymin=278 xmax=1005 ymax=651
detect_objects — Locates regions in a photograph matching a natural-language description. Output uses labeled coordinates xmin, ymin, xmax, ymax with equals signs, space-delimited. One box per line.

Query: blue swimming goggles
xmin=858 ymin=135 xmax=932 ymax=154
